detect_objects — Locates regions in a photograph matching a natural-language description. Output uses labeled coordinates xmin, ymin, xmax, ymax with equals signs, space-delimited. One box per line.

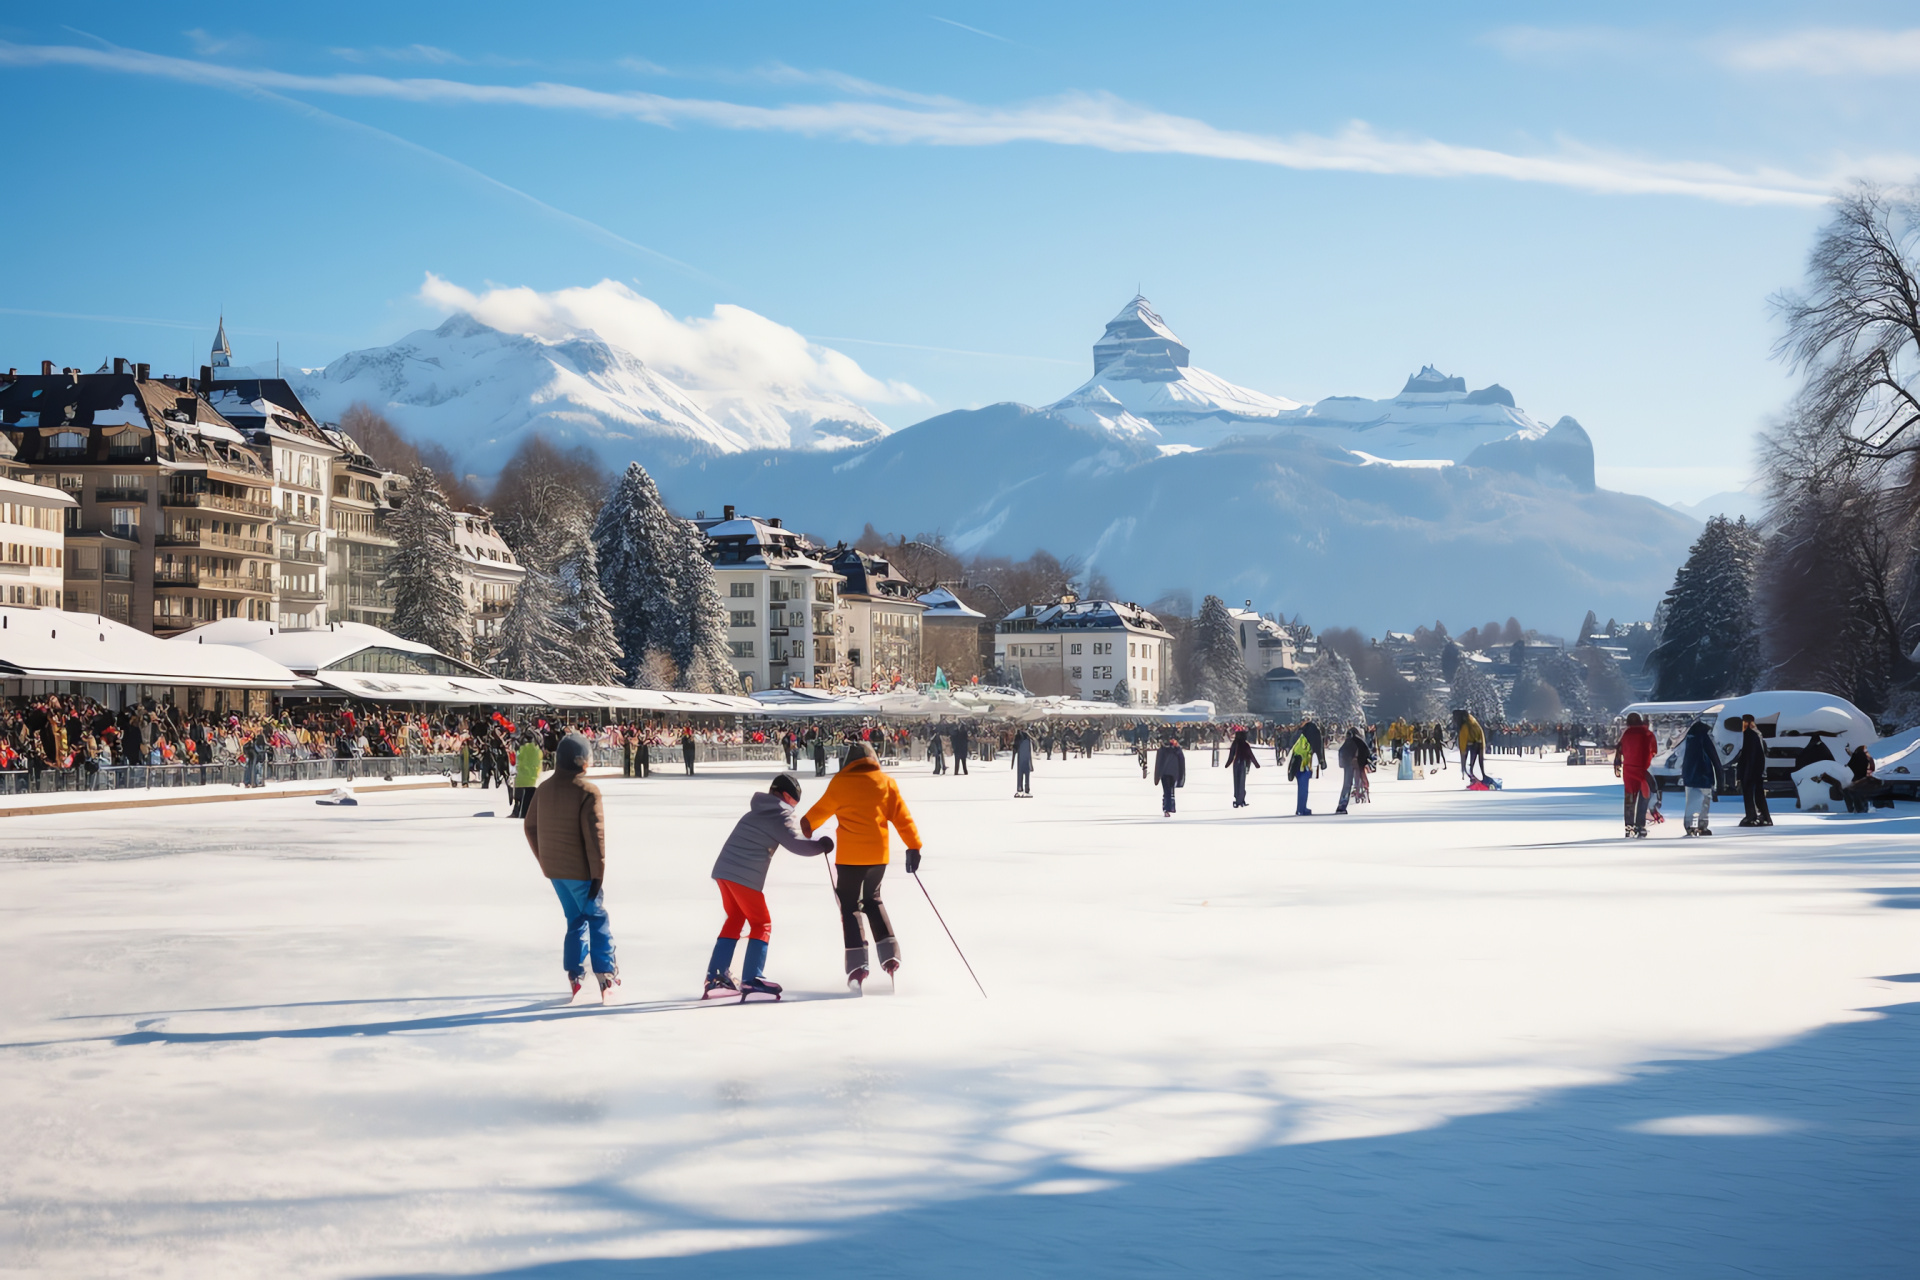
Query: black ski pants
xmin=835 ymin=863 xmax=895 ymax=948
xmin=1232 ymin=761 xmax=1249 ymax=806
xmin=954 ymin=749 xmax=969 ymax=775
xmin=1742 ymin=774 xmax=1771 ymax=824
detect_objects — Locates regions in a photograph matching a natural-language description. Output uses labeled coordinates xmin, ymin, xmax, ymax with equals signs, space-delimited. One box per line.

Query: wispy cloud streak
xmin=1723 ymin=27 xmax=1920 ymax=75
xmin=0 ymin=38 xmax=1849 ymax=206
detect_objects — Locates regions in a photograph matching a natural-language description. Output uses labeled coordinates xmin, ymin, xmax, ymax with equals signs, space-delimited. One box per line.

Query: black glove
xmin=905 ymin=848 xmax=922 ymax=874
xmin=587 ymin=879 xmax=602 ymax=901
xmin=818 ymin=835 xmax=834 ymax=854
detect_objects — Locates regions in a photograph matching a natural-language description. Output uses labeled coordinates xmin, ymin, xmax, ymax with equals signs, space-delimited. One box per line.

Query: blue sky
xmin=5 ymin=2 xmax=1918 ymax=502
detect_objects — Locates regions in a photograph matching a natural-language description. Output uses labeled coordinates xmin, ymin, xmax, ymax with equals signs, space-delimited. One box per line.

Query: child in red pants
xmin=706 ymin=773 xmax=833 ymax=998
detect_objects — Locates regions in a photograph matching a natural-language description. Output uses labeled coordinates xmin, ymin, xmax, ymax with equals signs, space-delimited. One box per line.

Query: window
xmin=109 ymin=508 xmax=139 ymax=537
xmin=107 ymin=429 xmax=144 ymax=459
xmin=1069 ymin=642 xmax=1082 ymax=655
xmin=103 ymin=548 xmax=132 ymax=577
xmin=729 ymin=581 xmax=755 ymax=598
xmin=49 ymin=430 xmax=86 ymax=454
xmin=1094 ymin=666 xmax=1113 ymax=681
xmin=729 ymin=640 xmax=755 ymax=658
xmin=730 ymin=609 xmax=756 ymax=628
xmin=1129 ymin=642 xmax=1137 ymax=657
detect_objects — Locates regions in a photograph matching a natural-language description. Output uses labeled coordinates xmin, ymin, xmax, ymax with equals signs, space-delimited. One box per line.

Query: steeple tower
xmin=211 ymin=314 xmax=232 ymax=368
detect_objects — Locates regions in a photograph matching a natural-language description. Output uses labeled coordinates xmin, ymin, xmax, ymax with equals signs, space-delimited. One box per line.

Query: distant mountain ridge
xmin=291 ymin=314 xmax=888 ymax=473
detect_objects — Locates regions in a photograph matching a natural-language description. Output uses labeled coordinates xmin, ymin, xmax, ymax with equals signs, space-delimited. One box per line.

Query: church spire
xmin=211 ymin=314 xmax=232 ymax=368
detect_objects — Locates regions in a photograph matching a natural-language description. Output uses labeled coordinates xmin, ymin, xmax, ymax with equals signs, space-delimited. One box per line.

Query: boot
xmin=845 ymin=944 xmax=871 ymax=988
xmin=704 ymin=969 xmax=738 ymax=998
xmin=743 ymin=938 xmax=771 ymax=984
xmin=877 ymin=937 xmax=901 ymax=976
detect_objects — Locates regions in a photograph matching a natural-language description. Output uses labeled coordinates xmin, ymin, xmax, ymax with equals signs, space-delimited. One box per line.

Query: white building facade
xmin=0 ymin=476 xmax=75 ymax=608
xmin=696 ymin=509 xmax=840 ymax=691
xmin=996 ymin=597 xmax=1170 ymax=704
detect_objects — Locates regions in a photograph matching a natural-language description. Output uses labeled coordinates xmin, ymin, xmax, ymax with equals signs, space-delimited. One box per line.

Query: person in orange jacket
xmin=803 ymin=741 xmax=923 ymax=988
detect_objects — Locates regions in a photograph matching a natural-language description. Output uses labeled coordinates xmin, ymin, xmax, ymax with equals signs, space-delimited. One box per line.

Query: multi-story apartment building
xmin=995 ymin=596 xmax=1170 ymax=704
xmin=1 ymin=360 xmax=276 ymax=634
xmin=825 ymin=546 xmax=925 ymax=691
xmin=0 ymin=469 xmax=76 ymax=608
xmin=204 ymin=360 xmax=339 ymax=630
xmin=694 ymin=506 xmax=840 ymax=692
xmin=323 ymin=439 xmax=400 ymax=627
xmin=450 ymin=506 xmax=523 ymax=653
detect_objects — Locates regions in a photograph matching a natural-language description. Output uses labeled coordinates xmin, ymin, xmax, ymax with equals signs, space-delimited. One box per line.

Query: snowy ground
xmin=0 ymin=752 xmax=1914 ymax=1278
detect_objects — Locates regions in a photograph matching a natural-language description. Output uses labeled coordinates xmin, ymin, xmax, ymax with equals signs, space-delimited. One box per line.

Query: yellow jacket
xmin=804 ymin=757 xmax=923 ymax=866
xmin=1458 ymin=715 xmax=1485 ymax=749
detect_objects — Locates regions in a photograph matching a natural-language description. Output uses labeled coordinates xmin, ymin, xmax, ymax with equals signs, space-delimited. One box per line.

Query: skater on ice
xmin=704 ymin=773 xmax=835 ymax=1001
xmin=1288 ymin=720 xmax=1326 ymax=815
xmin=1680 ymin=718 xmax=1722 ymax=836
xmin=1013 ymin=726 xmax=1034 ymax=797
xmin=802 ymin=741 xmax=924 ymax=990
xmin=1225 ymin=727 xmax=1259 ymax=808
xmin=1335 ymin=725 xmax=1372 ymax=814
xmin=522 ymin=732 xmax=618 ymax=1000
xmin=1153 ymin=734 xmax=1185 ymax=816
xmin=1613 ymin=711 xmax=1657 ymax=838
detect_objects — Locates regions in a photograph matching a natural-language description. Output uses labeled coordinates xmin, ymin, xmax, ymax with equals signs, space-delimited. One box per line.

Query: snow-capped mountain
xmin=1048 ymin=296 xmax=1301 ymax=449
xmin=1048 ymin=297 xmax=1587 ymax=479
xmin=291 ymin=314 xmax=888 ymax=473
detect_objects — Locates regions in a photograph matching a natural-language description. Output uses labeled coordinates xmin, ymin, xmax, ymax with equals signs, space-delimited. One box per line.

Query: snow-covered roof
xmin=0 ymin=476 xmax=75 ymax=506
xmin=916 ymin=587 xmax=986 ymax=619
xmin=1000 ymin=598 xmax=1166 ymax=632
xmin=0 ymin=608 xmax=307 ymax=688
xmin=176 ymin=619 xmax=463 ymax=675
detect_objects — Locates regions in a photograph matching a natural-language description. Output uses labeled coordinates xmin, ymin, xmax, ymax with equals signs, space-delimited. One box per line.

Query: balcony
xmin=156 ymin=529 xmax=274 ymax=556
xmin=94 ymin=486 xmax=149 ymax=503
xmin=279 ymin=582 xmax=326 ymax=601
xmin=163 ymin=492 xmax=274 ymax=518
xmin=278 ymin=508 xmax=319 ymax=527
xmin=280 ymin=547 xmax=325 ymax=565
xmin=474 ymin=600 xmax=511 ymax=616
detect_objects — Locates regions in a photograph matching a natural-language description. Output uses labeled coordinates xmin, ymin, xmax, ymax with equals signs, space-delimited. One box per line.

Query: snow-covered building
xmin=695 ymin=506 xmax=840 ymax=691
xmin=1 ymin=361 xmax=277 ymax=636
xmin=0 ymin=474 xmax=75 ymax=609
xmin=915 ymin=586 xmax=992 ymax=683
xmin=825 ymin=546 xmax=925 ymax=690
xmin=321 ymin=434 xmax=400 ymax=628
xmin=203 ymin=374 xmax=339 ymax=630
xmin=0 ymin=604 xmax=305 ymax=715
xmin=448 ymin=506 xmax=523 ymax=651
xmin=1227 ymin=604 xmax=1299 ymax=686
xmin=996 ymin=596 xmax=1170 ymax=705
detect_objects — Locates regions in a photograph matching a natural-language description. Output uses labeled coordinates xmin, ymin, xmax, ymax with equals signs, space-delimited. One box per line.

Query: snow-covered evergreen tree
xmin=494 ymin=561 xmax=569 ymax=682
xmin=1110 ymin=675 xmax=1132 ymax=706
xmin=1191 ymin=594 xmax=1248 ymax=712
xmin=592 ymin=463 xmax=685 ymax=686
xmin=1303 ymin=649 xmax=1366 ymax=725
xmin=1448 ymin=655 xmax=1503 ymax=725
xmin=672 ymin=538 xmax=735 ymax=694
xmin=554 ymin=531 xmax=624 ymax=687
xmin=385 ymin=465 xmax=470 ymax=660
xmin=1648 ymin=515 xmax=1761 ymax=701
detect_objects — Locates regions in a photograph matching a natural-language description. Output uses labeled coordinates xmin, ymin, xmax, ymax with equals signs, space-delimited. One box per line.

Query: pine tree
xmin=671 ymin=525 xmax=736 ymax=694
xmin=1110 ymin=675 xmax=1132 ymax=706
xmin=1191 ymin=594 xmax=1248 ymax=713
xmin=1447 ymin=654 xmax=1503 ymax=725
xmin=385 ymin=465 xmax=470 ymax=660
xmin=494 ymin=561 xmax=569 ymax=682
xmin=1647 ymin=515 xmax=1762 ymax=700
xmin=554 ymin=531 xmax=624 ymax=686
xmin=1303 ymin=649 xmax=1366 ymax=725
xmin=592 ymin=463 xmax=686 ymax=686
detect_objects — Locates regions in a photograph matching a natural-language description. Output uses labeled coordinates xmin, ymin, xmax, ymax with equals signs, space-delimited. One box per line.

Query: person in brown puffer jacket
xmin=523 ymin=732 xmax=618 ymax=1000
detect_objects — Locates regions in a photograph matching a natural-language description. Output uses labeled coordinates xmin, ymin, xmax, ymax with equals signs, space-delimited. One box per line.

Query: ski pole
xmin=911 ymin=869 xmax=987 ymax=999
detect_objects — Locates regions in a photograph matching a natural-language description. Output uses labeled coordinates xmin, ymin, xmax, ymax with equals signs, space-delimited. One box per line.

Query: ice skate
xmin=567 ymin=972 xmax=585 ymax=1002
xmin=877 ymin=938 xmax=900 ymax=990
xmin=595 ymin=970 xmax=620 ymax=1003
xmin=703 ymin=969 xmax=738 ymax=999
xmin=846 ymin=945 xmax=871 ymax=994
xmin=739 ymin=975 xmax=783 ymax=1002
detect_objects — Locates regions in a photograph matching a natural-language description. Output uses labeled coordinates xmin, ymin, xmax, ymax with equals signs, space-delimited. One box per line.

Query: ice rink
xmin=1 ymin=750 xmax=1914 ymax=1277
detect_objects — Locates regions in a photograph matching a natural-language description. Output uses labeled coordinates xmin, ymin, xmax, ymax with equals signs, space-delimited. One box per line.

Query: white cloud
xmin=1722 ymin=28 xmax=1920 ymax=75
xmin=417 ymin=274 xmax=926 ymax=406
xmin=0 ymin=37 xmax=1860 ymax=206
xmin=331 ymin=44 xmax=469 ymax=66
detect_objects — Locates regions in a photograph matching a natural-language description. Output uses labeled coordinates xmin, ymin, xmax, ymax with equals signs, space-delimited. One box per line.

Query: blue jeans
xmin=1295 ymin=771 xmax=1311 ymax=814
xmin=550 ymin=878 xmax=617 ymax=978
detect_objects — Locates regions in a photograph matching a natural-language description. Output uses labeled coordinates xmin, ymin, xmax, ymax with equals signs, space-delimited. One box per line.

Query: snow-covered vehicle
xmin=1626 ymin=692 xmax=1876 ymax=796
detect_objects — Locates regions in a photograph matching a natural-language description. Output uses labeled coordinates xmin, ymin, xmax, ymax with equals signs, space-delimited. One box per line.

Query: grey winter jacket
xmin=711 ymin=791 xmax=832 ymax=892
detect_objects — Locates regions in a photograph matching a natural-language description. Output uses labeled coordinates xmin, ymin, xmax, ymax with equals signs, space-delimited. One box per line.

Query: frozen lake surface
xmin=1 ymin=752 xmax=1914 ymax=1277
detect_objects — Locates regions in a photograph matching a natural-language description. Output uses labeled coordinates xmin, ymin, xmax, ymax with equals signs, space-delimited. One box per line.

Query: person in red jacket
xmin=1613 ymin=712 xmax=1658 ymax=838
